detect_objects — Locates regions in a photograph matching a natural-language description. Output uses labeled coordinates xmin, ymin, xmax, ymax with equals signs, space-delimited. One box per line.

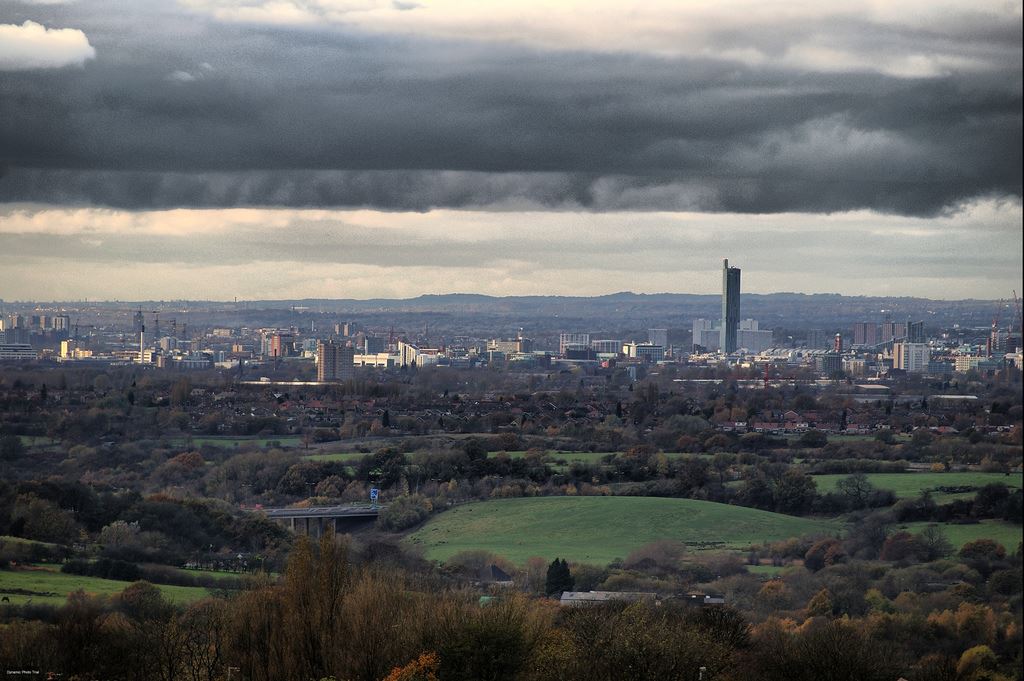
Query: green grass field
xmin=305 ymin=450 xmax=711 ymax=466
xmin=304 ymin=451 xmax=366 ymax=462
xmin=171 ymin=436 xmax=303 ymax=449
xmin=0 ymin=535 xmax=60 ymax=549
xmin=812 ymin=472 xmax=1022 ymax=503
xmin=897 ymin=520 xmax=1023 ymax=552
xmin=0 ymin=566 xmax=212 ymax=607
xmin=406 ymin=496 xmax=841 ymax=565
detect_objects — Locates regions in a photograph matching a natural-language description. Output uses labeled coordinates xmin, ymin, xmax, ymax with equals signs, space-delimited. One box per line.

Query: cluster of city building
xmin=1 ymin=259 xmax=1020 ymax=380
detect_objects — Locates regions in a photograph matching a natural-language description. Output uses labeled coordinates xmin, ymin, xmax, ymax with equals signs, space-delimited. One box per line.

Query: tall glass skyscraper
xmin=720 ymin=259 xmax=741 ymax=353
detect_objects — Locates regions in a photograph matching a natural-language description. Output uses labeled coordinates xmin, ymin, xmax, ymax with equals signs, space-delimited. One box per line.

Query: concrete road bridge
xmin=260 ymin=504 xmax=383 ymax=537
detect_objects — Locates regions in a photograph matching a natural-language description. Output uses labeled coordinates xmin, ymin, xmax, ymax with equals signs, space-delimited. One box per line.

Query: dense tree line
xmin=2 ymin=531 xmax=1021 ymax=680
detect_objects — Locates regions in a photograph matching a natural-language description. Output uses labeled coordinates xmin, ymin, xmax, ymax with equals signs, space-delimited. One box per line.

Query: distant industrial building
xmin=559 ymin=332 xmax=591 ymax=355
xmin=560 ymin=591 xmax=658 ymax=607
xmin=590 ymin=339 xmax=623 ymax=354
xmin=488 ymin=329 xmax=533 ymax=354
xmin=737 ymin=319 xmax=773 ymax=353
xmin=0 ymin=343 xmax=36 ymax=361
xmin=692 ymin=318 xmax=719 ymax=351
xmin=954 ymin=354 xmax=1002 ymax=374
xmin=694 ymin=316 xmax=770 ymax=353
xmin=622 ymin=342 xmax=663 ymax=363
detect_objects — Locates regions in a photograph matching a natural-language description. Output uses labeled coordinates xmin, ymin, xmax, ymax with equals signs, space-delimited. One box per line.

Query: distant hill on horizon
xmin=10 ymin=290 xmax=1002 ymax=308
xmin=8 ymin=292 xmax=1004 ymax=331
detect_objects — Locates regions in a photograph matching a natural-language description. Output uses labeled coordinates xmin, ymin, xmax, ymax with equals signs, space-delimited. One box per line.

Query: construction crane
xmin=988 ymin=299 xmax=1004 ymax=357
xmin=1013 ymin=290 xmax=1022 ymax=339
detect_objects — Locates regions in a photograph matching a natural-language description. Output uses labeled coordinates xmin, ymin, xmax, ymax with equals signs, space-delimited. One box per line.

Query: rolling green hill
xmin=405 ymin=496 xmax=841 ymax=565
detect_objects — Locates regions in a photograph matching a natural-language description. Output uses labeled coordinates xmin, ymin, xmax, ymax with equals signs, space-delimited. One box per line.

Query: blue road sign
xmin=369 ymin=488 xmax=379 ymax=501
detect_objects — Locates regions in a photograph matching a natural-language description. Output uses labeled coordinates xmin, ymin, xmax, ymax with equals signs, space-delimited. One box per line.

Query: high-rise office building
xmin=720 ymin=259 xmax=741 ymax=353
xmin=852 ymin=322 xmax=879 ymax=346
xmin=894 ymin=342 xmax=930 ymax=373
xmin=881 ymin=321 xmax=907 ymax=343
xmin=268 ymin=332 xmax=295 ymax=358
xmin=317 ymin=340 xmax=355 ymax=382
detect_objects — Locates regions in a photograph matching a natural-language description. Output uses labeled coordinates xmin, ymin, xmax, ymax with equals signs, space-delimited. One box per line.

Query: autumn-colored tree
xmin=960 ymin=539 xmax=1006 ymax=561
xmin=757 ymin=579 xmax=793 ymax=611
xmin=880 ymin=531 xmax=925 ymax=562
xmin=806 ymin=588 xmax=834 ymax=617
xmin=381 ymin=652 xmax=440 ymax=681
xmin=749 ymin=618 xmax=902 ymax=681
xmin=804 ymin=538 xmax=843 ymax=572
xmin=956 ymin=645 xmax=1000 ymax=681
xmin=429 ymin=593 xmax=552 ymax=681
xmin=333 ymin=568 xmax=430 ymax=681
xmin=526 ymin=602 xmax=735 ymax=681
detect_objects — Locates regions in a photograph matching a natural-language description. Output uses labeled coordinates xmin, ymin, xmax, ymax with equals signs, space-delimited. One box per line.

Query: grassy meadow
xmin=406 ymin=496 xmax=841 ymax=565
xmin=897 ymin=520 xmax=1023 ymax=552
xmin=811 ymin=471 xmax=1022 ymax=503
xmin=0 ymin=565 xmax=212 ymax=607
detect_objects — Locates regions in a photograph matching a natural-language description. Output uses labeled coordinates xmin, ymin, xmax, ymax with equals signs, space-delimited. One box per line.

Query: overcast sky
xmin=0 ymin=0 xmax=1020 ymax=300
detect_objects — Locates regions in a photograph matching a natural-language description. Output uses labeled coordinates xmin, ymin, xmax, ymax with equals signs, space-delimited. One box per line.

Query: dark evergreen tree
xmin=545 ymin=558 xmax=574 ymax=596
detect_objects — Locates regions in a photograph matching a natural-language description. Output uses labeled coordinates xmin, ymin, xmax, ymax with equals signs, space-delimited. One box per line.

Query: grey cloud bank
xmin=0 ymin=0 xmax=1020 ymax=215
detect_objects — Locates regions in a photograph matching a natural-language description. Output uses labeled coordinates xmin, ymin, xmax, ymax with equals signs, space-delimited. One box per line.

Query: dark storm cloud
xmin=0 ymin=1 xmax=1020 ymax=215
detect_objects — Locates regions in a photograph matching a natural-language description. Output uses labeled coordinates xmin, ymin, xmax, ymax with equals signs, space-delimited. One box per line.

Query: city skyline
xmin=1 ymin=1 xmax=1021 ymax=300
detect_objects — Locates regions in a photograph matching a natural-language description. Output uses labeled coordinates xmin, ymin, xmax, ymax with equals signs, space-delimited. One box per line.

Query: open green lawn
xmin=304 ymin=451 xmax=367 ymax=462
xmin=0 ymin=566 xmax=212 ymax=607
xmin=406 ymin=496 xmax=841 ymax=565
xmin=0 ymin=535 xmax=60 ymax=549
xmin=820 ymin=433 xmax=910 ymax=443
xmin=170 ymin=436 xmax=303 ymax=449
xmin=897 ymin=520 xmax=1023 ymax=552
xmin=306 ymin=450 xmax=714 ymax=465
xmin=812 ymin=472 xmax=1022 ymax=503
